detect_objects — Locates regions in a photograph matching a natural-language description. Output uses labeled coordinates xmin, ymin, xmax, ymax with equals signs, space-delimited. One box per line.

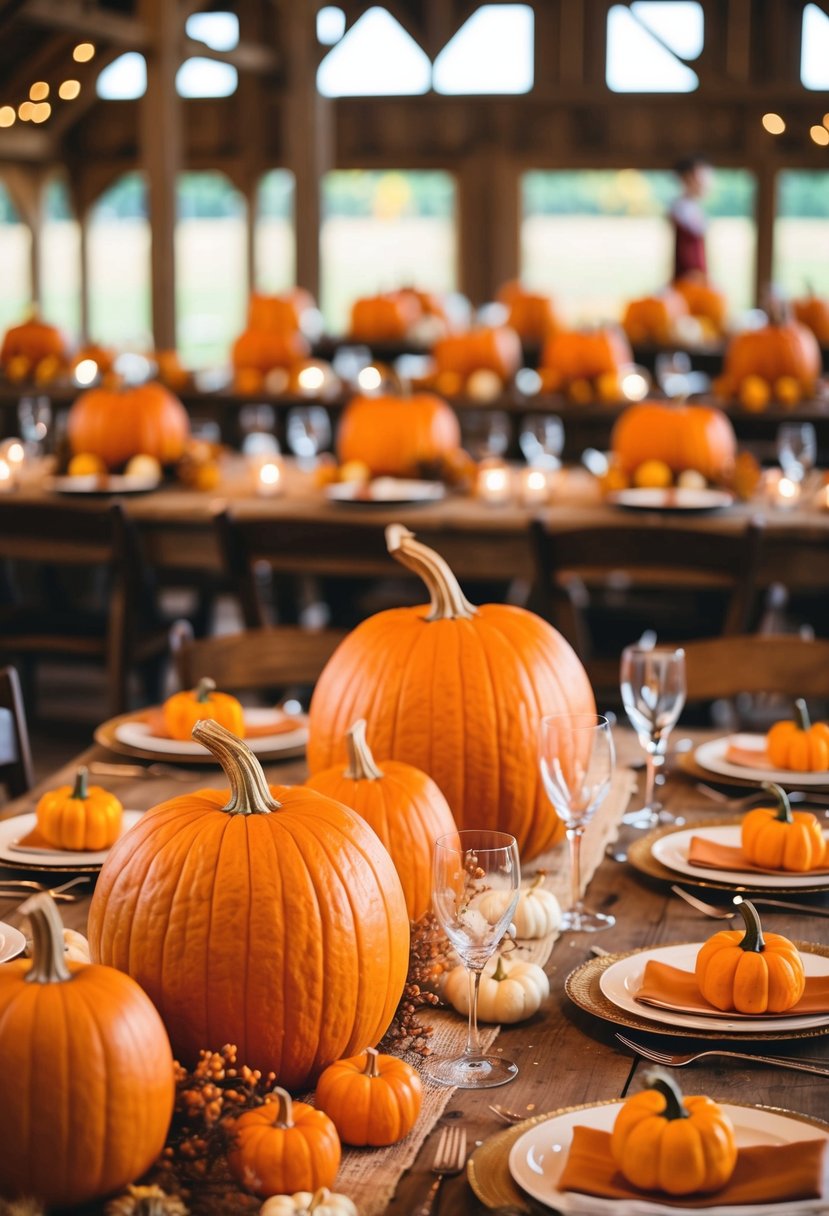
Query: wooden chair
xmin=169 ymin=620 xmax=347 ymax=696
xmin=0 ymin=500 xmax=170 ymax=717
xmin=0 ymin=666 xmax=34 ymax=800
xmin=683 ymin=635 xmax=829 ymax=702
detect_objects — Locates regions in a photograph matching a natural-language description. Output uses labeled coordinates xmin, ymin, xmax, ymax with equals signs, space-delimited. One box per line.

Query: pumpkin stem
xmin=385 ymin=525 xmax=476 ymax=622
xmin=195 ymin=676 xmax=216 ymax=704
xmin=492 ymin=955 xmax=509 ymax=982
xmin=21 ymin=892 xmax=72 ymax=985
xmin=269 ymin=1086 xmax=294 ymax=1129
xmin=529 ymin=873 xmax=547 ymax=892
xmin=71 ymin=765 xmax=89 ymax=801
xmin=345 ymin=719 xmax=384 ymax=781
xmin=761 ymin=781 xmax=793 ymax=824
xmin=363 ymin=1046 xmax=381 ymax=1077
xmin=735 ymin=898 xmax=765 ymax=953
xmin=192 ymin=720 xmax=281 ymax=816
xmin=643 ymin=1070 xmax=690 ymax=1121
xmin=793 ymin=698 xmax=812 ymax=732
xmin=309 ymin=1192 xmax=331 ymax=1214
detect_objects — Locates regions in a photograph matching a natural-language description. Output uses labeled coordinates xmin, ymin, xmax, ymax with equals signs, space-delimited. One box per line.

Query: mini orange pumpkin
xmin=248 ymin=290 xmax=316 ymax=333
xmin=336 ymin=391 xmax=461 ymax=478
xmin=227 ymin=1087 xmax=341 ymax=1197
xmin=67 ymin=381 xmax=190 ymax=470
xmin=673 ymin=276 xmax=728 ymax=334
xmin=611 ymin=400 xmax=736 ymax=482
xmin=314 ymin=1046 xmax=423 ymax=1147
xmin=766 ymin=698 xmax=829 ymax=772
xmin=540 ymin=326 xmax=633 ymax=392
xmin=793 ymin=287 xmax=829 ymax=346
xmin=163 ymin=677 xmax=245 ymax=741
xmin=504 ymin=289 xmax=560 ymax=344
xmin=1 ymin=311 xmax=67 ymax=370
xmin=232 ymin=327 xmax=310 ymax=375
xmin=433 ymin=326 xmax=522 ymax=381
xmin=741 ymin=782 xmax=826 ymax=872
xmin=622 ymin=290 xmax=689 ymax=346
xmin=717 ymin=313 xmax=820 ymax=401
xmin=35 ymin=765 xmax=123 ymax=851
xmin=349 ymin=292 xmax=420 ymax=342
xmin=694 ymin=899 xmax=806 ymax=1013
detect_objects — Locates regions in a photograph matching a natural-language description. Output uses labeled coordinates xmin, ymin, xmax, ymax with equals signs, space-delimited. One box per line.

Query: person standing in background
xmin=669 ymin=156 xmax=713 ymax=281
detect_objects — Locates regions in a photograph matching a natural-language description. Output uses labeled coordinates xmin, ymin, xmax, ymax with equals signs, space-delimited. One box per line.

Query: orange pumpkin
xmin=505 ymin=290 xmax=560 ymax=344
xmin=741 ymin=782 xmax=826 ymax=872
xmin=0 ymin=893 xmax=174 ymax=1208
xmin=71 ymin=343 xmax=116 ymax=376
xmin=717 ymin=315 xmax=821 ymax=400
xmin=611 ymin=400 xmax=736 ymax=482
xmin=306 ymin=718 xmax=456 ymax=922
xmin=232 ymin=327 xmax=310 ymax=374
xmin=433 ymin=326 xmax=522 ymax=381
xmin=315 ymin=1047 xmax=423 ymax=1147
xmin=67 ymin=380 xmax=190 ymax=470
xmin=308 ymin=526 xmax=595 ymax=858
xmin=227 ymin=1087 xmax=341 ymax=1197
xmin=88 ymin=721 xmax=409 ymax=1092
xmin=695 ymin=899 xmax=805 ymax=1014
xmin=248 ymin=289 xmax=316 ymax=333
xmin=673 ymin=276 xmax=728 ymax=334
xmin=349 ymin=292 xmax=421 ymax=342
xmin=793 ymin=288 xmax=829 ymax=346
xmin=622 ymin=290 xmax=689 ymax=346
xmin=1 ymin=312 xmax=67 ymax=370
xmin=163 ymin=677 xmax=245 ymax=741
xmin=336 ymin=390 xmax=461 ymax=478
xmin=766 ymin=699 xmax=829 ymax=772
xmin=35 ymin=765 xmax=123 ymax=851
xmin=540 ymin=326 xmax=633 ymax=391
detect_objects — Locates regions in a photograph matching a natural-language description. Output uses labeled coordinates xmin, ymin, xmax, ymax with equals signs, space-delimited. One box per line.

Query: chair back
xmin=683 ymin=635 xmax=829 ymax=702
xmin=0 ymin=666 xmax=34 ymax=800
xmin=170 ymin=620 xmax=347 ymax=693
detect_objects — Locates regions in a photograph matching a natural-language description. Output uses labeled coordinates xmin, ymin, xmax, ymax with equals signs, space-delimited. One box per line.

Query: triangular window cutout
xmin=433 ymin=4 xmax=534 ymax=94
xmin=802 ymin=4 xmax=829 ymax=89
xmin=631 ymin=2 xmax=703 ymax=60
xmin=317 ymin=7 xmax=430 ymax=97
xmin=606 ymin=4 xmax=699 ymax=92
xmin=96 ymin=52 xmax=147 ymax=100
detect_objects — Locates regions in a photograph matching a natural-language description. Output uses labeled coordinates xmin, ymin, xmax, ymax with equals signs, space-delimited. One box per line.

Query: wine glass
xmin=776 ymin=423 xmax=816 ymax=485
xmin=620 ymin=645 xmax=686 ymax=828
xmin=519 ymin=413 xmax=564 ymax=468
xmin=286 ymin=405 xmax=332 ymax=467
xmin=427 ymin=829 xmax=520 ymax=1089
xmin=461 ymin=410 xmax=511 ymax=461
xmin=18 ymin=395 xmax=52 ymax=458
xmin=538 ymin=714 xmax=616 ymax=932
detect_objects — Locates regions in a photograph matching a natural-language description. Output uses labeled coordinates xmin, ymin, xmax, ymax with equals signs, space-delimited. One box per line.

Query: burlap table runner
xmin=333 ymin=767 xmax=636 ymax=1215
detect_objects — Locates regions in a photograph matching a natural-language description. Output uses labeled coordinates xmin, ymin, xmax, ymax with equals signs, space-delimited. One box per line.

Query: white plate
xmin=0 ymin=810 xmax=144 ymax=868
xmin=695 ymin=735 xmax=829 ymax=788
xmin=49 ymin=474 xmax=161 ymax=495
xmin=0 ymin=921 xmax=26 ymax=962
xmin=609 ymin=487 xmax=734 ymax=512
xmin=509 ymin=1101 xmax=829 ymax=1216
xmin=598 ymin=941 xmax=829 ymax=1033
xmin=113 ymin=707 xmax=308 ymax=757
xmin=325 ymin=478 xmax=445 ymax=505
xmin=652 ymin=824 xmax=829 ymax=890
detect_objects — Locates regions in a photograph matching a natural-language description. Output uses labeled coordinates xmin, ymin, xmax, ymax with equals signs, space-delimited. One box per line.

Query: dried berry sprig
xmin=380 ymin=911 xmax=454 ymax=1056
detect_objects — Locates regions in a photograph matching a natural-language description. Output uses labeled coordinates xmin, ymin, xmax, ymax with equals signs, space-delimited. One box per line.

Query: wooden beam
xmin=0 ymin=126 xmax=52 ymax=162
xmin=181 ymin=36 xmax=278 ymax=74
xmin=21 ymin=0 xmax=149 ymax=46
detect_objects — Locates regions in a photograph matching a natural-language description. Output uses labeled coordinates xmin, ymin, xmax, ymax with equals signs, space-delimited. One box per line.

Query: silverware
xmin=695 ymin=782 xmax=829 ymax=809
xmin=489 ymin=1104 xmax=527 ymax=1125
xmin=615 ymin=1033 xmax=829 ymax=1077
xmin=89 ymin=761 xmax=197 ymax=782
xmin=672 ymin=884 xmax=829 ymax=920
xmin=0 ymin=876 xmax=88 ymax=902
xmin=414 ymin=1124 xmax=467 ymax=1216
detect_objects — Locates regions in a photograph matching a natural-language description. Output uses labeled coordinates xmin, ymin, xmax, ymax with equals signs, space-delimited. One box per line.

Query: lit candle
xmin=296 ymin=363 xmax=327 ymax=397
xmin=0 ymin=438 xmax=25 ymax=475
xmin=519 ymin=466 xmax=549 ymax=506
xmin=73 ymin=357 xmax=99 ymax=387
xmin=257 ymin=459 xmax=283 ymax=497
xmin=775 ymin=475 xmax=801 ymax=507
xmin=357 ymin=365 xmax=383 ymax=392
xmin=0 ymin=458 xmax=12 ymax=491
xmin=477 ymin=459 xmax=512 ymax=506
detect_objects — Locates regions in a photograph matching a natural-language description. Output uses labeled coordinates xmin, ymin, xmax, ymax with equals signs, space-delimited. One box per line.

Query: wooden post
xmin=78 ymin=206 xmax=90 ymax=342
xmin=754 ymin=161 xmax=777 ymax=307
xmin=459 ymin=149 xmax=520 ymax=305
xmin=2 ymin=167 xmax=45 ymax=309
xmin=139 ymin=0 xmax=182 ymax=350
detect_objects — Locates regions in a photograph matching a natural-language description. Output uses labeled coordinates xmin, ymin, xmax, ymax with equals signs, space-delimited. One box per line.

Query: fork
xmin=695 ymin=782 xmax=829 ymax=809
xmin=88 ymin=761 xmax=197 ymax=782
xmin=615 ymin=1033 xmax=829 ymax=1076
xmin=415 ymin=1123 xmax=467 ymax=1216
xmin=0 ymin=876 xmax=89 ymax=903
xmin=672 ymin=884 xmax=829 ymax=920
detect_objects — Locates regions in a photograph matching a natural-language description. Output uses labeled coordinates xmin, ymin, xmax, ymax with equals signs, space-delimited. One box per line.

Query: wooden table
xmin=2 ymin=729 xmax=827 ymax=1214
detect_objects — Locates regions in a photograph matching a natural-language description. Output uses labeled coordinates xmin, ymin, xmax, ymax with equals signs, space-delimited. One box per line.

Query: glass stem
xmin=464 ymin=967 xmax=483 ymax=1057
xmin=644 ymin=749 xmax=663 ymax=811
xmin=567 ymin=825 xmax=583 ymax=914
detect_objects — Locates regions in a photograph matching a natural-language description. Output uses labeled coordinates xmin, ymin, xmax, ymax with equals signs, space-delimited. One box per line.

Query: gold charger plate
xmin=628 ymin=817 xmax=829 ymax=896
xmin=94 ymin=710 xmax=308 ymax=766
xmin=467 ymin=1100 xmax=829 ymax=1212
xmin=564 ymin=942 xmax=829 ymax=1042
xmin=677 ymin=750 xmax=829 ymax=793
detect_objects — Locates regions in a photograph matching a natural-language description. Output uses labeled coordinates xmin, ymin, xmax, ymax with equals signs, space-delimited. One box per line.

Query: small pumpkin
xmin=476 ymin=874 xmax=561 ymax=939
xmin=232 ymin=327 xmax=310 ymax=376
xmin=63 ymin=927 xmax=91 ymax=962
xmin=35 ymin=765 xmax=123 ymax=851
xmin=248 ymin=290 xmax=316 ymax=334
xmin=315 ymin=1046 xmax=423 ymax=1147
xmin=717 ymin=310 xmax=821 ymax=401
xmin=622 ymin=290 xmax=689 ymax=346
xmin=540 ymin=326 xmax=633 ymax=393
xmin=741 ymin=782 xmax=826 ymax=872
xmin=1 ymin=311 xmax=67 ymax=370
xmin=793 ymin=285 xmax=829 ymax=346
xmin=694 ymin=898 xmax=806 ymax=1013
xmin=306 ymin=719 xmax=456 ymax=922
xmin=261 ymin=1189 xmax=358 ymax=1216
xmin=673 ymin=276 xmax=728 ymax=335
xmin=611 ymin=400 xmax=736 ymax=483
xmin=443 ymin=953 xmax=550 ymax=1023
xmin=67 ymin=381 xmax=190 ymax=470
xmin=349 ymin=291 xmax=421 ymax=342
xmin=503 ymin=288 xmax=560 ymax=343
xmin=610 ymin=1071 xmax=737 ymax=1196
xmin=336 ymin=391 xmax=461 ymax=479
xmin=163 ymin=676 xmax=246 ymax=741
xmin=433 ymin=326 xmax=522 ymax=381
xmin=227 ymin=1087 xmax=341 ymax=1198
xmin=0 ymin=893 xmax=174 ymax=1207
xmin=766 ymin=698 xmax=829 ymax=772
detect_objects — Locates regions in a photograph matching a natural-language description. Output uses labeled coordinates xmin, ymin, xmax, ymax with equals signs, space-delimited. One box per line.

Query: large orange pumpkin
xmin=611 ymin=400 xmax=737 ymax=481
xmin=308 ymin=526 xmax=595 ymax=858
xmin=433 ymin=326 xmax=522 ymax=381
xmin=793 ymin=288 xmax=829 ymax=346
xmin=349 ymin=292 xmax=421 ymax=342
xmin=1 ymin=311 xmax=67 ymax=368
xmin=717 ymin=315 xmax=821 ymax=399
xmin=540 ymin=326 xmax=633 ymax=390
xmin=88 ymin=721 xmax=409 ymax=1092
xmin=336 ymin=390 xmax=461 ymax=477
xmin=673 ymin=276 xmax=728 ymax=334
xmin=622 ymin=290 xmax=689 ymax=346
xmin=306 ymin=718 xmax=456 ymax=922
xmin=0 ymin=893 xmax=174 ymax=1208
xmin=67 ymin=380 xmax=190 ymax=469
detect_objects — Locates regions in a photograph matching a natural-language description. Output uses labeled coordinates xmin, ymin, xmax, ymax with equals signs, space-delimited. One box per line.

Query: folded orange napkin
xmin=144 ymin=707 xmax=300 ymax=740
xmin=558 ymin=1124 xmax=826 ymax=1206
xmin=637 ymin=959 xmax=829 ymax=1016
xmin=725 ymin=741 xmax=776 ymax=769
xmin=688 ymin=834 xmax=829 ymax=877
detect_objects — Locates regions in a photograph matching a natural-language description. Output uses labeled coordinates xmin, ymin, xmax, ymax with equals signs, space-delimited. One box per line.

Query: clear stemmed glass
xmin=538 ymin=713 xmax=616 ymax=932
xmin=519 ymin=413 xmax=565 ymax=468
xmin=427 ymin=829 xmax=520 ymax=1089
xmin=620 ymin=645 xmax=686 ymax=828
xmin=18 ymin=395 xmax=52 ymax=457
xmin=776 ymin=422 xmax=817 ymax=484
xmin=286 ymin=405 xmax=332 ymax=467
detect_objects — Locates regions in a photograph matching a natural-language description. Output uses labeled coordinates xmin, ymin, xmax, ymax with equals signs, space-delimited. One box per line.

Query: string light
xmin=0 ymin=106 xmax=15 ymax=127
xmin=73 ymin=42 xmax=95 ymax=62
xmin=810 ymin=124 xmax=829 ymax=146
xmin=29 ymin=81 xmax=49 ymax=101
xmin=761 ymin=113 xmax=785 ymax=135
xmin=59 ymin=80 xmax=81 ymax=100
xmin=18 ymin=100 xmax=34 ymax=121
xmin=31 ymin=102 xmax=51 ymax=123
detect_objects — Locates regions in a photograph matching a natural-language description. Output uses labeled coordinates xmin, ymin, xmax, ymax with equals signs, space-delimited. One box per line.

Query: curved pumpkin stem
xmin=195 ymin=676 xmax=216 ymax=703
xmin=644 ymin=1069 xmax=690 ymax=1121
xmin=761 ymin=781 xmax=793 ymax=824
xmin=492 ymin=955 xmax=509 ymax=983
xmin=21 ymin=892 xmax=71 ymax=985
xmin=309 ymin=1192 xmax=332 ymax=1214
xmin=793 ymin=698 xmax=811 ymax=731
xmin=385 ymin=525 xmax=476 ymax=622
xmin=345 ymin=719 xmax=384 ymax=781
xmin=363 ymin=1046 xmax=381 ymax=1078
xmin=268 ymin=1086 xmax=294 ymax=1129
xmin=735 ymin=898 xmax=765 ymax=953
xmin=71 ymin=765 xmax=89 ymax=801
xmin=192 ymin=720 xmax=280 ymax=816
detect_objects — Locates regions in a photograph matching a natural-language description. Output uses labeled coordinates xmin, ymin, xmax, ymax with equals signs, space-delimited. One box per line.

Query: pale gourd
xmin=443 ymin=954 xmax=550 ymax=1023
xmin=477 ymin=875 xmax=561 ymax=939
xmin=260 ymin=1190 xmax=358 ymax=1216
xmin=63 ymin=928 xmax=90 ymax=963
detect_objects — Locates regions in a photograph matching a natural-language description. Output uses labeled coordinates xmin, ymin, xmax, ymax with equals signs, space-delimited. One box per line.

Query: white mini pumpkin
xmin=443 ymin=954 xmax=550 ymax=1023
xmin=63 ymin=928 xmax=91 ymax=962
xmin=477 ymin=876 xmax=561 ymax=939
xmin=261 ymin=1189 xmax=358 ymax=1216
